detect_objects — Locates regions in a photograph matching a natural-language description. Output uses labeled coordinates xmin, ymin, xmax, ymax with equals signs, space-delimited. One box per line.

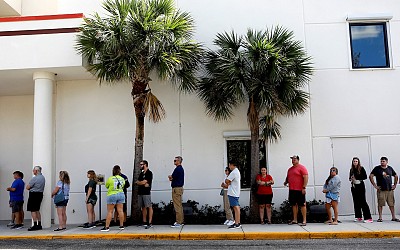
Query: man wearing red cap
xmin=284 ymin=155 xmax=308 ymax=226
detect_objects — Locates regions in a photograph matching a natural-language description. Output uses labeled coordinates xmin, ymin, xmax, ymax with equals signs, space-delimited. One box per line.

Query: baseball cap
xmin=290 ymin=155 xmax=300 ymax=160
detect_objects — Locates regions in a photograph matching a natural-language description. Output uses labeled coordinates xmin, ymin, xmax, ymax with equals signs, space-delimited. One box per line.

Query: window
xmin=226 ymin=139 xmax=266 ymax=188
xmin=349 ymin=22 xmax=390 ymax=69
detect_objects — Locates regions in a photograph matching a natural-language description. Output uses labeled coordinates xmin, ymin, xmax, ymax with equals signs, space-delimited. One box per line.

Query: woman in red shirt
xmin=256 ymin=167 xmax=274 ymax=224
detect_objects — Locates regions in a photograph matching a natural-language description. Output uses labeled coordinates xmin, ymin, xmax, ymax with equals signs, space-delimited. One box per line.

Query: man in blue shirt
xmin=7 ymin=171 xmax=25 ymax=229
xmin=168 ymin=156 xmax=184 ymax=228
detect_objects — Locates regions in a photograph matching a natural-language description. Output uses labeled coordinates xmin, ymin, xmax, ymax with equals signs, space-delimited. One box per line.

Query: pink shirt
xmin=286 ymin=164 xmax=308 ymax=191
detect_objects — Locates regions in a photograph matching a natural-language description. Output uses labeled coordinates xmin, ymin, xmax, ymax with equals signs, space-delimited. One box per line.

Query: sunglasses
xmin=330 ymin=169 xmax=336 ymax=172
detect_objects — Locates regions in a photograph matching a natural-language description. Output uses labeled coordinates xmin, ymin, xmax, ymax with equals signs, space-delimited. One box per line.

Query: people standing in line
xmin=225 ymin=161 xmax=241 ymax=229
xmin=51 ymin=171 xmax=70 ymax=231
xmin=112 ymin=165 xmax=130 ymax=225
xmin=349 ymin=157 xmax=373 ymax=223
xmin=284 ymin=155 xmax=308 ymax=226
xmin=136 ymin=160 xmax=154 ymax=229
xmin=83 ymin=170 xmax=97 ymax=229
xmin=221 ymin=167 xmax=234 ymax=226
xmin=169 ymin=156 xmax=185 ymax=228
xmin=323 ymin=167 xmax=341 ymax=225
xmin=26 ymin=166 xmax=45 ymax=231
xmin=7 ymin=171 xmax=25 ymax=229
xmin=101 ymin=165 xmax=126 ymax=232
xmin=369 ymin=156 xmax=399 ymax=222
xmin=256 ymin=166 xmax=274 ymax=225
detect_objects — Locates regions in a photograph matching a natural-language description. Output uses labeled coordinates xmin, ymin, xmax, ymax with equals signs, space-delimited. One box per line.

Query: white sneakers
xmin=226 ymin=220 xmax=235 ymax=226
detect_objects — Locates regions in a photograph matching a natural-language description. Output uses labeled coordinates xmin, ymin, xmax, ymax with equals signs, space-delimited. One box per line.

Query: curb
xmin=1 ymin=231 xmax=400 ymax=240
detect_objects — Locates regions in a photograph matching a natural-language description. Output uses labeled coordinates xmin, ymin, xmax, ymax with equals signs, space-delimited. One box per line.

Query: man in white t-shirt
xmin=225 ymin=161 xmax=241 ymax=229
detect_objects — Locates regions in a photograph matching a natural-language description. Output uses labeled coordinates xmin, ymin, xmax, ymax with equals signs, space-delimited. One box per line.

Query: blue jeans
xmin=106 ymin=192 xmax=125 ymax=204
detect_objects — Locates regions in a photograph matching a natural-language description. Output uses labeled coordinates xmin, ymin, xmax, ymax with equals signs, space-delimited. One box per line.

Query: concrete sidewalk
xmin=1 ymin=215 xmax=400 ymax=240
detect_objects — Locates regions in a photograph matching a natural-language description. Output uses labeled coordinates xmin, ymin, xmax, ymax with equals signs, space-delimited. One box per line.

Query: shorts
xmin=288 ymin=190 xmax=306 ymax=206
xmin=55 ymin=199 xmax=69 ymax=207
xmin=228 ymin=195 xmax=240 ymax=207
xmin=326 ymin=197 xmax=340 ymax=204
xmin=138 ymin=195 xmax=152 ymax=208
xmin=27 ymin=192 xmax=43 ymax=212
xmin=107 ymin=192 xmax=125 ymax=205
xmin=377 ymin=190 xmax=395 ymax=207
xmin=87 ymin=197 xmax=97 ymax=206
xmin=257 ymin=194 xmax=273 ymax=205
xmin=11 ymin=200 xmax=24 ymax=213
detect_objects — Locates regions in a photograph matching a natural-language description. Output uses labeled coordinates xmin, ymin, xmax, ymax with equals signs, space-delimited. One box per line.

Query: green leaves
xmin=76 ymin=0 xmax=203 ymax=122
xmin=198 ymin=26 xmax=313 ymax=126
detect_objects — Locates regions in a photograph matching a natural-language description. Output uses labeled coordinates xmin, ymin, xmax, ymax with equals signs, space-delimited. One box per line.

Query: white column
xmin=32 ymin=72 xmax=55 ymax=229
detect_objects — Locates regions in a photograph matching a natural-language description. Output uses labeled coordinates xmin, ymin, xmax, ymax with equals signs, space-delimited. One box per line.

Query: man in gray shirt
xmin=26 ymin=166 xmax=45 ymax=231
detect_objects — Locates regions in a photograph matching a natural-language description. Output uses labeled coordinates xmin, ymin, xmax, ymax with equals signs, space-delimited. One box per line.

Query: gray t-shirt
xmin=323 ymin=175 xmax=341 ymax=194
xmin=29 ymin=174 xmax=45 ymax=192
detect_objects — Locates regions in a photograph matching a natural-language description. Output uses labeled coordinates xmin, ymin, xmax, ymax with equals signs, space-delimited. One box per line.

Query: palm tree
xmin=76 ymin=0 xmax=203 ymax=221
xmin=198 ymin=27 xmax=312 ymax=220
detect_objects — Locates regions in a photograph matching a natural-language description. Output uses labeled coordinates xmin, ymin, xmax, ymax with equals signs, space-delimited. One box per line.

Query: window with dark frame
xmin=226 ymin=140 xmax=266 ymax=189
xmin=349 ymin=22 xmax=390 ymax=69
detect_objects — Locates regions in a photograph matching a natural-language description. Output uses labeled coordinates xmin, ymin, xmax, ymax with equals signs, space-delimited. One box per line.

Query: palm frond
xmin=143 ymin=91 xmax=166 ymax=122
xmin=259 ymin=114 xmax=282 ymax=143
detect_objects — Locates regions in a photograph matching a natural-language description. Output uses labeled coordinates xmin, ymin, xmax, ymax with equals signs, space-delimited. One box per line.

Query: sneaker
xmin=11 ymin=224 xmax=23 ymax=230
xmin=364 ymin=219 xmax=373 ymax=223
xmin=226 ymin=220 xmax=235 ymax=226
xmin=83 ymin=223 xmax=96 ymax=229
xmin=223 ymin=219 xmax=229 ymax=225
xmin=145 ymin=224 xmax=153 ymax=229
xmin=100 ymin=227 xmax=110 ymax=232
xmin=137 ymin=222 xmax=147 ymax=227
xmin=119 ymin=226 xmax=125 ymax=230
xmin=27 ymin=225 xmax=40 ymax=231
xmin=7 ymin=221 xmax=15 ymax=227
xmin=228 ymin=223 xmax=242 ymax=229
xmin=171 ymin=222 xmax=182 ymax=228
xmin=353 ymin=218 xmax=362 ymax=222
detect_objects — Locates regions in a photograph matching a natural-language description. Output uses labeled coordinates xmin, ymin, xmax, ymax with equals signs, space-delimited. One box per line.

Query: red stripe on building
xmin=0 ymin=13 xmax=84 ymax=23
xmin=0 ymin=28 xmax=79 ymax=36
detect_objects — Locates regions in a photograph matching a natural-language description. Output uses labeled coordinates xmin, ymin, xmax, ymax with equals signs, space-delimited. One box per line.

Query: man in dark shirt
xmin=168 ymin=156 xmax=184 ymax=228
xmin=369 ymin=156 xmax=399 ymax=222
xmin=136 ymin=160 xmax=153 ymax=229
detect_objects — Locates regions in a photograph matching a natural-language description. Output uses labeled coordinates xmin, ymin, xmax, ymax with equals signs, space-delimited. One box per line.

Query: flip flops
xmin=288 ymin=221 xmax=298 ymax=225
xmin=391 ymin=218 xmax=400 ymax=222
xmin=299 ymin=222 xmax=307 ymax=226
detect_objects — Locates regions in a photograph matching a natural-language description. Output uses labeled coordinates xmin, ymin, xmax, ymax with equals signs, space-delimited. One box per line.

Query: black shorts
xmin=257 ymin=194 xmax=273 ymax=205
xmin=288 ymin=190 xmax=306 ymax=206
xmin=11 ymin=200 xmax=24 ymax=213
xmin=27 ymin=192 xmax=43 ymax=212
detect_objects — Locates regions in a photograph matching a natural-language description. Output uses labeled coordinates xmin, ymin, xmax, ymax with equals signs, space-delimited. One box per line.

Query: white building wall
xmin=0 ymin=95 xmax=33 ymax=219
xmin=1 ymin=0 xmax=400 ymax=222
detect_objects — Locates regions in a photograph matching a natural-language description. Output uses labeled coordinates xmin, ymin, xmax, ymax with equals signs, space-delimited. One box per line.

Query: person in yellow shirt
xmin=101 ymin=165 xmax=125 ymax=232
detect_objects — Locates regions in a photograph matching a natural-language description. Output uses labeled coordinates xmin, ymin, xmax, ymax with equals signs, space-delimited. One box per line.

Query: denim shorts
xmin=55 ymin=199 xmax=69 ymax=207
xmin=228 ymin=195 xmax=240 ymax=207
xmin=107 ymin=192 xmax=125 ymax=205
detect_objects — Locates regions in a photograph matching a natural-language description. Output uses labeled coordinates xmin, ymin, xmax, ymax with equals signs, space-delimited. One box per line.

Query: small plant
xmin=149 ymin=199 xmax=325 ymax=225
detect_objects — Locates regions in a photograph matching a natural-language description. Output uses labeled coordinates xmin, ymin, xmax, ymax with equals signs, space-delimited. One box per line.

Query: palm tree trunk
xmin=130 ymin=78 xmax=147 ymax=223
xmin=248 ymin=98 xmax=260 ymax=223
xmin=250 ymin=124 xmax=260 ymax=223
xmin=130 ymin=112 xmax=144 ymax=223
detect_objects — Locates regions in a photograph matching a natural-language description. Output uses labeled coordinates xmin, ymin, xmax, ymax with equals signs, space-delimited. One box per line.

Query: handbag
xmin=54 ymin=183 xmax=65 ymax=204
xmin=220 ymin=188 xmax=224 ymax=196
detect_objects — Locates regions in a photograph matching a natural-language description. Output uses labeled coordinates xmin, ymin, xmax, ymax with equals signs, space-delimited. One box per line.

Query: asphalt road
xmin=0 ymin=238 xmax=399 ymax=249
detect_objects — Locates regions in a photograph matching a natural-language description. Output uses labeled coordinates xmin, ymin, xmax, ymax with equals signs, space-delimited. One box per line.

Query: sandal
xmin=391 ymin=218 xmax=400 ymax=222
xmin=299 ymin=222 xmax=307 ymax=226
xmin=324 ymin=220 xmax=333 ymax=224
xmin=288 ymin=221 xmax=298 ymax=225
xmin=377 ymin=219 xmax=383 ymax=222
xmin=329 ymin=221 xmax=338 ymax=225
